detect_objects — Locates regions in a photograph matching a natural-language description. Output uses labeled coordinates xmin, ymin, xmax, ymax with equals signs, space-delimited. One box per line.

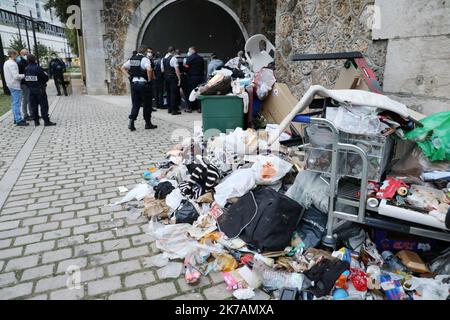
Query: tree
xmin=44 ymin=0 xmax=80 ymax=55
xmin=33 ymin=42 xmax=49 ymax=64
xmin=9 ymin=35 xmax=27 ymax=52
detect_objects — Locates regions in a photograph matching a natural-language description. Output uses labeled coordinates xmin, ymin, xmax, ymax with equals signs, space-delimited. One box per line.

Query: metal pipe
xmin=0 ymin=34 xmax=10 ymax=95
xmin=24 ymin=19 xmax=31 ymax=51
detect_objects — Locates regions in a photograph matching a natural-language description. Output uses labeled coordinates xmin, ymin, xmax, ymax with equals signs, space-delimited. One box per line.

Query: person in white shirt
xmin=121 ymin=45 xmax=157 ymax=131
xmin=3 ymin=49 xmax=29 ymax=126
xmin=161 ymin=46 xmax=182 ymax=115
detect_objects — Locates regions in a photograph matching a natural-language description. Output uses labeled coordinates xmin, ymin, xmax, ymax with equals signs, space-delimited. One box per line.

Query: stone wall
xmin=100 ymin=0 xmax=276 ymax=95
xmin=275 ymin=0 xmax=387 ymax=99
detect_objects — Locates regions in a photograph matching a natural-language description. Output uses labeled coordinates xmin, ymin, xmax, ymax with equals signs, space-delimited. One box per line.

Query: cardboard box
xmin=396 ymin=250 xmax=430 ymax=274
xmin=261 ymin=83 xmax=303 ymax=133
xmin=334 ymin=65 xmax=370 ymax=91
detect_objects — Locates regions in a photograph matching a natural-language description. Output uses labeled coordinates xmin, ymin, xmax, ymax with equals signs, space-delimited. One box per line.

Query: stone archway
xmin=124 ymin=0 xmax=249 ymax=61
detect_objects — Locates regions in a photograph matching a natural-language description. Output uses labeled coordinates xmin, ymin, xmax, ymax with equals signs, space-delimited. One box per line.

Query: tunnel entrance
xmin=141 ymin=0 xmax=247 ymax=61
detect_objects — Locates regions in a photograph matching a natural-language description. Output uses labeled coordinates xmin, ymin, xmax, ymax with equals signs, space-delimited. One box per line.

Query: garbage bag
xmin=154 ymin=182 xmax=175 ymax=200
xmin=251 ymin=155 xmax=293 ymax=185
xmin=403 ymin=275 xmax=450 ymax=300
xmin=148 ymin=221 xmax=198 ymax=260
xmin=254 ymin=68 xmax=276 ymax=100
xmin=174 ymin=200 xmax=200 ymax=225
xmin=405 ymin=111 xmax=450 ymax=161
xmin=430 ymin=248 xmax=450 ymax=275
xmin=214 ymin=168 xmax=256 ymax=208
xmin=218 ymin=187 xmax=304 ymax=252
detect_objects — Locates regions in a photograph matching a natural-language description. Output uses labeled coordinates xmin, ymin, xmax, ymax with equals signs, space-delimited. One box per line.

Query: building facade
xmin=80 ymin=0 xmax=450 ymax=115
xmin=0 ymin=0 xmax=71 ymax=58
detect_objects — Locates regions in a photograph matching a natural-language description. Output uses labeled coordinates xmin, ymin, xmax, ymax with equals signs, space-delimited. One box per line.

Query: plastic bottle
xmin=253 ymin=261 xmax=304 ymax=291
xmin=381 ymin=251 xmax=410 ymax=273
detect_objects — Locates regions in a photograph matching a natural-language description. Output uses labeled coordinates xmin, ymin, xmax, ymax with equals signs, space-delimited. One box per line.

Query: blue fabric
xmin=10 ymin=88 xmax=23 ymax=122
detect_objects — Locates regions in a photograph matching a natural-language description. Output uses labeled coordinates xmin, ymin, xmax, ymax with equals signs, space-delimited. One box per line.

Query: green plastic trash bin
xmin=199 ymin=95 xmax=244 ymax=139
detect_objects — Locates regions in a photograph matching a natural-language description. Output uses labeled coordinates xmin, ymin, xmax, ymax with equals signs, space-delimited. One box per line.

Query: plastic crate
xmin=303 ymin=124 xmax=394 ymax=182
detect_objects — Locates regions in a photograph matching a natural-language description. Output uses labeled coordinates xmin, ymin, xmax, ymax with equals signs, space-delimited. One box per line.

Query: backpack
xmin=218 ymin=187 xmax=304 ymax=252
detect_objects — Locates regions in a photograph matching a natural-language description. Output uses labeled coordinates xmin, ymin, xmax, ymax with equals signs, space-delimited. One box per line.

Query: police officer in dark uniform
xmin=161 ymin=46 xmax=181 ymax=115
xmin=24 ymin=54 xmax=56 ymax=127
xmin=184 ymin=46 xmax=205 ymax=113
xmin=121 ymin=45 xmax=157 ymax=131
xmin=49 ymin=53 xmax=68 ymax=96
xmin=153 ymin=52 xmax=165 ymax=109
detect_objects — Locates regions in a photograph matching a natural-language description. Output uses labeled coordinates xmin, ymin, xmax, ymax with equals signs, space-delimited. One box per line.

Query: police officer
xmin=121 ymin=45 xmax=157 ymax=131
xmin=153 ymin=52 xmax=165 ymax=109
xmin=184 ymin=46 xmax=205 ymax=113
xmin=49 ymin=53 xmax=68 ymax=96
xmin=24 ymin=54 xmax=56 ymax=127
xmin=161 ymin=46 xmax=181 ymax=115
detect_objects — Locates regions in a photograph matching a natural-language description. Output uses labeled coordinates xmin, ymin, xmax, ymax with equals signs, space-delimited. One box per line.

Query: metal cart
xmin=271 ymin=87 xmax=450 ymax=248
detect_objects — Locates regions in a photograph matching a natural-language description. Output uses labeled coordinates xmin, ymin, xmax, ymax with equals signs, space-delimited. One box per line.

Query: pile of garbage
xmin=112 ymin=101 xmax=449 ymax=300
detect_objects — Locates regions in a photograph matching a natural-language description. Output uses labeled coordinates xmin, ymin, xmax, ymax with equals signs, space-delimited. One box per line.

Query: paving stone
xmin=0 ymin=283 xmax=33 ymax=299
xmin=131 ymin=234 xmax=154 ymax=246
xmin=204 ymin=284 xmax=233 ymax=300
xmin=108 ymin=289 xmax=142 ymax=300
xmin=89 ymin=251 xmax=120 ymax=266
xmin=0 ymin=227 xmax=29 ymax=240
xmin=0 ymin=272 xmax=17 ymax=286
xmin=22 ymin=216 xmax=48 ymax=227
xmin=75 ymin=243 xmax=102 ymax=257
xmin=35 ymin=275 xmax=69 ymax=292
xmin=0 ymin=238 xmax=12 ymax=249
xmin=103 ymin=238 xmax=130 ymax=251
xmin=42 ymin=248 xmax=72 ymax=263
xmin=73 ymin=223 xmax=99 ymax=235
xmin=125 ymin=271 xmax=156 ymax=288
xmin=87 ymin=230 xmax=115 ymax=242
xmin=21 ymin=265 xmax=55 ymax=281
xmin=177 ymin=276 xmax=211 ymax=292
xmin=81 ymin=267 xmax=104 ymax=282
xmin=50 ymin=288 xmax=84 ymax=300
xmin=0 ymin=220 xmax=20 ymax=231
xmin=5 ymin=255 xmax=39 ymax=271
xmin=32 ymin=222 xmax=59 ymax=233
xmin=61 ymin=218 xmax=86 ymax=228
xmin=24 ymin=240 xmax=55 ymax=254
xmin=145 ymin=282 xmax=178 ymax=300
xmin=0 ymin=247 xmax=23 ymax=259
xmin=43 ymin=228 xmax=71 ymax=240
xmin=57 ymin=235 xmax=85 ymax=248
xmin=121 ymin=246 xmax=150 ymax=260
xmin=50 ymin=212 xmax=75 ymax=221
xmin=57 ymin=257 xmax=88 ymax=273
xmin=88 ymin=276 xmax=121 ymax=296
xmin=107 ymin=260 xmax=141 ymax=276
xmin=172 ymin=293 xmax=204 ymax=300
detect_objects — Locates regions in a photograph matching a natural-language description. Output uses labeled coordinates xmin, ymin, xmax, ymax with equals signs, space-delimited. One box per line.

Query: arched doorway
xmin=139 ymin=0 xmax=247 ymax=61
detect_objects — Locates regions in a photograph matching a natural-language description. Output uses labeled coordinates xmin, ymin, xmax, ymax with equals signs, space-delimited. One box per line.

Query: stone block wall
xmin=275 ymin=0 xmax=387 ymax=99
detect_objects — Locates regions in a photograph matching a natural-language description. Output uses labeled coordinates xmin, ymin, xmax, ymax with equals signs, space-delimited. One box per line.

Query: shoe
xmin=197 ymin=109 xmax=202 ymax=114
xmin=34 ymin=119 xmax=40 ymax=127
xmin=16 ymin=120 xmax=29 ymax=127
xmin=185 ymin=108 xmax=192 ymax=114
xmin=24 ymin=115 xmax=32 ymax=121
xmin=128 ymin=120 xmax=136 ymax=131
xmin=172 ymin=111 xmax=181 ymax=115
xmin=145 ymin=122 xmax=158 ymax=130
xmin=44 ymin=121 xmax=56 ymax=127
xmin=152 ymin=108 xmax=157 ymax=112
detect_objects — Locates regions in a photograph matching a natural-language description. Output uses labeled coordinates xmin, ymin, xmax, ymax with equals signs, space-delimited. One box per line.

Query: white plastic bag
xmin=110 ymin=184 xmax=152 ymax=206
xmin=254 ymin=68 xmax=276 ymax=100
xmin=165 ymin=188 xmax=186 ymax=211
xmin=214 ymin=168 xmax=256 ymax=207
xmin=151 ymin=223 xmax=198 ymax=260
xmin=251 ymin=155 xmax=293 ymax=185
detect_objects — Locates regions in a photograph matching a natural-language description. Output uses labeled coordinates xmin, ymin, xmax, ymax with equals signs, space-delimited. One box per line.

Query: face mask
xmin=22 ymin=55 xmax=27 ymax=60
xmin=15 ymin=56 xmax=21 ymax=62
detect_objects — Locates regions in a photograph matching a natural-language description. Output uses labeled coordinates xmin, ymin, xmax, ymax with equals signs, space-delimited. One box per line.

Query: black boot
xmin=145 ymin=121 xmax=158 ymax=130
xmin=44 ymin=120 xmax=56 ymax=126
xmin=128 ymin=120 xmax=136 ymax=131
xmin=34 ymin=119 xmax=40 ymax=127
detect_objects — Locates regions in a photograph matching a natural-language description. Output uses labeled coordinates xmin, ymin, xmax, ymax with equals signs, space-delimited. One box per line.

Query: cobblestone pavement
xmin=0 ymin=91 xmax=230 ymax=300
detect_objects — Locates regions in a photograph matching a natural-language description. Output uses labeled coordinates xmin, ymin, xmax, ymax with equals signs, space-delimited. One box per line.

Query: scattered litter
xmin=118 ymin=186 xmax=129 ymax=193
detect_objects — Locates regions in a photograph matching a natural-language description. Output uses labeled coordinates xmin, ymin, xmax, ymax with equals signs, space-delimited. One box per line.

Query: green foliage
xmin=43 ymin=0 xmax=81 ymax=23
xmin=44 ymin=0 xmax=80 ymax=55
xmin=65 ymin=28 xmax=79 ymax=56
xmin=9 ymin=35 xmax=27 ymax=52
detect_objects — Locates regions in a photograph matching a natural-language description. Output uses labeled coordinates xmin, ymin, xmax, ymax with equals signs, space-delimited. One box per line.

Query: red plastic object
xmin=376 ymin=177 xmax=409 ymax=200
